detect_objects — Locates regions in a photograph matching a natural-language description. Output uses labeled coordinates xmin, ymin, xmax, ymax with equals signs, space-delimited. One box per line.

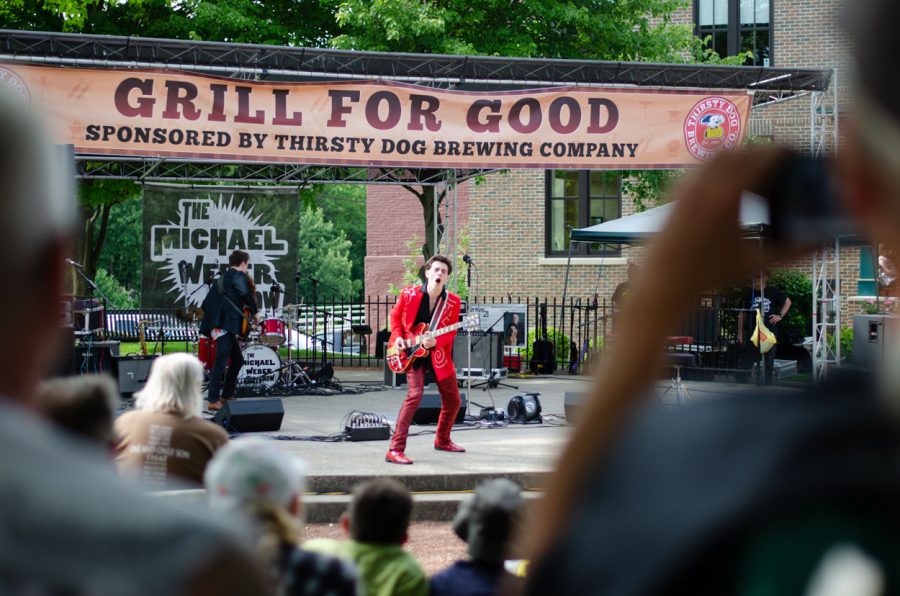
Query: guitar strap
xmin=427 ymin=290 xmax=448 ymax=333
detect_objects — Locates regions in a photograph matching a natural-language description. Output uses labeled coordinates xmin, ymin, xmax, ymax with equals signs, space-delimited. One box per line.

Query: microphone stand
xmin=69 ymin=262 xmax=114 ymax=374
xmin=471 ymin=313 xmax=518 ymax=390
xmin=179 ymin=263 xmax=190 ymax=353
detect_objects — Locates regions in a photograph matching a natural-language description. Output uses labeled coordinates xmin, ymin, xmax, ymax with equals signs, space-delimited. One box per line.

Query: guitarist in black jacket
xmin=201 ymin=250 xmax=258 ymax=411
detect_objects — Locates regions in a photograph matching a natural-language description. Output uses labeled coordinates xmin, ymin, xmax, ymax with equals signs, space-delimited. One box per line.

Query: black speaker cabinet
xmin=564 ymin=391 xmax=587 ymax=424
xmin=112 ymin=355 xmax=157 ymax=397
xmin=454 ymin=331 xmax=503 ymax=373
xmin=412 ymin=392 xmax=467 ymax=425
xmin=213 ymin=398 xmax=284 ymax=433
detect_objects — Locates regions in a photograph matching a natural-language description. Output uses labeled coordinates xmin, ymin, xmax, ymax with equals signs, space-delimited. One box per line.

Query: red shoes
xmin=385 ymin=443 xmax=465 ymax=463
xmin=434 ymin=441 xmax=466 ymax=453
xmin=385 ymin=450 xmax=414 ymax=465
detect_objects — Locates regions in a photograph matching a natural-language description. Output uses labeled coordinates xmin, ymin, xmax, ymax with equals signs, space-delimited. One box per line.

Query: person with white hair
xmin=0 ymin=86 xmax=266 ymax=594
xmin=115 ymin=352 xmax=228 ymax=489
xmin=206 ymin=438 xmax=360 ymax=596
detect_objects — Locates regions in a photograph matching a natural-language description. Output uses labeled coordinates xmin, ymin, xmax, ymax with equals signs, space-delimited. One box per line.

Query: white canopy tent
xmin=569 ymin=193 xmax=771 ymax=244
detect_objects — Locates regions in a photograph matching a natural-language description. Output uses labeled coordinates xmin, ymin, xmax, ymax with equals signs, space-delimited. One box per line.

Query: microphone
xmin=177 ymin=260 xmax=188 ymax=284
xmin=463 ymin=255 xmax=474 ymax=265
xmin=65 ymin=258 xmax=84 ymax=269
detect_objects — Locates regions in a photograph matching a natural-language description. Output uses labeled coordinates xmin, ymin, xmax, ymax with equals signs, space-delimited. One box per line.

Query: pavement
xmin=187 ymin=366 xmax=804 ymax=522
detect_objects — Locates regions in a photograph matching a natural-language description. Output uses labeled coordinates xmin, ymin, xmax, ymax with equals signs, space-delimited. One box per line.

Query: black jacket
xmin=200 ymin=268 xmax=257 ymax=337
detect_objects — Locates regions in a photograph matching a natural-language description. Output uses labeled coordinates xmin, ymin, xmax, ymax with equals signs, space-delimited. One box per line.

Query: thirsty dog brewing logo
xmin=0 ymin=67 xmax=30 ymax=103
xmin=683 ymin=97 xmax=742 ymax=160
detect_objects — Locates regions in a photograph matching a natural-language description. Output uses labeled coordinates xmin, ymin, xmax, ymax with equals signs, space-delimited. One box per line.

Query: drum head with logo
xmin=237 ymin=345 xmax=281 ymax=388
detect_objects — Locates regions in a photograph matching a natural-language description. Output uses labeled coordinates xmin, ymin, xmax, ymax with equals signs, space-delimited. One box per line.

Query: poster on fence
xmin=141 ymin=184 xmax=299 ymax=310
xmin=466 ymin=304 xmax=527 ymax=346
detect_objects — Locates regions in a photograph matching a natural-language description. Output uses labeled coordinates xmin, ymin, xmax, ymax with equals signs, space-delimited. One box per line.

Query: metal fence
xmin=97 ymin=295 xmax=787 ymax=378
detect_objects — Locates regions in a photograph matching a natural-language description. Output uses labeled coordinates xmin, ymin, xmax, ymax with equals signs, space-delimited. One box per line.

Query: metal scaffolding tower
xmin=811 ymin=69 xmax=841 ymax=381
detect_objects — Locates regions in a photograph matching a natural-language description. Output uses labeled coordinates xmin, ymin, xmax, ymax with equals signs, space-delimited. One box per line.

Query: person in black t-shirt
xmin=737 ymin=271 xmax=792 ymax=385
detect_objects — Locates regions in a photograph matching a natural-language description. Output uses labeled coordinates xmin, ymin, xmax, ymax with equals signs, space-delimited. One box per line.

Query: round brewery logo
xmin=0 ymin=67 xmax=29 ymax=104
xmin=683 ymin=96 xmax=741 ymax=160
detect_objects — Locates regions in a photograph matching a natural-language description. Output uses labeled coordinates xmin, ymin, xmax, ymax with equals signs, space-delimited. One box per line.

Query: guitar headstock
xmin=462 ymin=312 xmax=481 ymax=330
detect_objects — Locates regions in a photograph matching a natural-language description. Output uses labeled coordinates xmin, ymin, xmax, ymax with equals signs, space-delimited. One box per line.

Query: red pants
xmin=390 ymin=366 xmax=461 ymax=452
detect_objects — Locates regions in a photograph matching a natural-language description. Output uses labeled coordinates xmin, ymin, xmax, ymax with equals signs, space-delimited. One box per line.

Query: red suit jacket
xmin=389 ymin=285 xmax=461 ymax=381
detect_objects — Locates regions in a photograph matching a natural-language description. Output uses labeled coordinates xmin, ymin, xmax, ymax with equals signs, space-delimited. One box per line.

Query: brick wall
xmin=365 ymin=182 xmax=470 ymax=297
xmin=467 ymin=169 xmax=641 ymax=301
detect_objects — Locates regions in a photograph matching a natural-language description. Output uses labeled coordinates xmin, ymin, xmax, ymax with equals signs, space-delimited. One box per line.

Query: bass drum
xmin=237 ymin=345 xmax=282 ymax=388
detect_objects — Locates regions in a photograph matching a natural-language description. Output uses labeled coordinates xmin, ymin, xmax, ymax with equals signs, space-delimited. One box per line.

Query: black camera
xmin=764 ymin=154 xmax=857 ymax=246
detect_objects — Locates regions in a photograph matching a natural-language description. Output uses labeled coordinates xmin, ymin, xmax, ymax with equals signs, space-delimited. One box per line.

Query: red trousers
xmin=390 ymin=366 xmax=461 ymax=452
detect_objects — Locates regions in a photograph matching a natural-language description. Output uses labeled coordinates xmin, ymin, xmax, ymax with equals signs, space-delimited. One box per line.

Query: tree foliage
xmin=74 ymin=179 xmax=140 ymax=296
xmin=300 ymin=184 xmax=366 ymax=300
xmin=330 ymin=0 xmax=694 ymax=61
xmin=297 ymin=205 xmax=359 ymax=301
xmin=0 ymin=0 xmax=337 ymax=44
xmin=96 ymin=196 xmax=142 ymax=293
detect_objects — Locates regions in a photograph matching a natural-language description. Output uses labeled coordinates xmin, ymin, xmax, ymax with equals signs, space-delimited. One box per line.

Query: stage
xmin=183 ymin=368 xmax=804 ymax=522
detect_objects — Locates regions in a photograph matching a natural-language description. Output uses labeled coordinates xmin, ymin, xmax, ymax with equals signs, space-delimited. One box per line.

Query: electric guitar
xmin=386 ymin=313 xmax=481 ymax=374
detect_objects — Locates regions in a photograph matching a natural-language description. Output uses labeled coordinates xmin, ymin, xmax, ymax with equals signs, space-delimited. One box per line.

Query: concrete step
xmin=304 ymin=489 xmax=544 ymax=523
xmin=152 ymin=477 xmax=546 ymax=523
xmin=306 ymin=471 xmax=548 ymax=494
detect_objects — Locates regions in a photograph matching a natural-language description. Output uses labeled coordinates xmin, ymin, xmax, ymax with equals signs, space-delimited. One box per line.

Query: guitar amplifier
xmin=112 ymin=355 xmax=158 ymax=397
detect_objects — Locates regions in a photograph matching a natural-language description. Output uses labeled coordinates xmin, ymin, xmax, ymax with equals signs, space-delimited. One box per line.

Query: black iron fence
xmin=96 ymin=295 xmax=790 ymax=378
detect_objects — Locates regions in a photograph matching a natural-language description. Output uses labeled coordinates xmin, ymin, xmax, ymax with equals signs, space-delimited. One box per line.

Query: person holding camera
xmin=526 ymin=1 xmax=900 ymax=592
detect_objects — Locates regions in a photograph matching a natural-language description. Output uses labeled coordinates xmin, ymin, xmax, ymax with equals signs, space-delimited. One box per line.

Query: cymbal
xmin=175 ymin=306 xmax=204 ymax=322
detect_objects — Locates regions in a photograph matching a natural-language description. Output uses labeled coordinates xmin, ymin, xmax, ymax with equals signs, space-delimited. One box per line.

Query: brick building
xmin=365 ymin=0 xmax=867 ymax=322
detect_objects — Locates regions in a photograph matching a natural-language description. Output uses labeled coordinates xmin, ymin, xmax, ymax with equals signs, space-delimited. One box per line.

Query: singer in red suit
xmin=386 ymin=255 xmax=464 ymax=465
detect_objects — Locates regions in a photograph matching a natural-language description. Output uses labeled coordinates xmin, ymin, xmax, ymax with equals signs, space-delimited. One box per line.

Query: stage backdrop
xmin=0 ymin=62 xmax=751 ymax=169
xmin=141 ymin=184 xmax=299 ymax=310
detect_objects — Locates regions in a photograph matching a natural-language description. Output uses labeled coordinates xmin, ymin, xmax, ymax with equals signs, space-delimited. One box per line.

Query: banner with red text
xmin=0 ymin=62 xmax=752 ymax=169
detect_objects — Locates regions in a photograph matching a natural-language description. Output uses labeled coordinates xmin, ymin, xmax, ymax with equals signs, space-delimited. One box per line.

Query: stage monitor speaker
xmin=112 ymin=355 xmax=157 ymax=397
xmin=213 ymin=398 xmax=284 ymax=433
xmin=412 ymin=392 xmax=468 ymax=425
xmin=564 ymin=391 xmax=587 ymax=424
xmin=454 ymin=331 xmax=503 ymax=373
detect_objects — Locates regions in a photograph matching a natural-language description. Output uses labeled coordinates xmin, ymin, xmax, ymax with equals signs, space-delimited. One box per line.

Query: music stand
xmin=471 ymin=313 xmax=518 ymax=390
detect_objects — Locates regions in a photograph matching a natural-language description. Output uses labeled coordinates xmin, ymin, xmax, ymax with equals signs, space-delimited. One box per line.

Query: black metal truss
xmin=75 ymin=156 xmax=493 ymax=186
xmin=0 ymin=30 xmax=831 ymax=93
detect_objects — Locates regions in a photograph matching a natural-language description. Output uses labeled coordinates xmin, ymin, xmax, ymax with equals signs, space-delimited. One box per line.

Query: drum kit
xmin=176 ymin=301 xmax=320 ymax=393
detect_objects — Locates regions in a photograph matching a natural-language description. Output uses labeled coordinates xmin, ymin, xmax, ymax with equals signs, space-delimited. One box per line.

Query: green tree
xmin=94 ymin=267 xmax=138 ymax=309
xmin=301 ymin=184 xmax=366 ymax=300
xmin=0 ymin=0 xmax=337 ymax=44
xmin=330 ymin=0 xmax=693 ymax=60
xmin=297 ymin=206 xmax=359 ymax=301
xmin=74 ymin=179 xmax=141 ymax=296
xmin=97 ymin=197 xmax=142 ymax=294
